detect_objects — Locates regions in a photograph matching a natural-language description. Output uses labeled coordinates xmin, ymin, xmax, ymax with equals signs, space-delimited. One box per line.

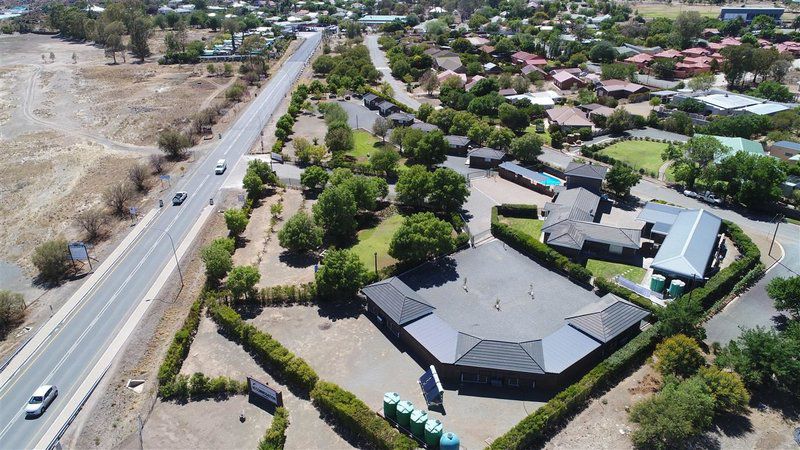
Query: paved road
xmin=365 ymin=34 xmax=421 ymax=110
xmin=0 ymin=32 xmax=321 ymax=449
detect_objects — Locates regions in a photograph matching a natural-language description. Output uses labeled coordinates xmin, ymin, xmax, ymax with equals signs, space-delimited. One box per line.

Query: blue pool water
xmin=531 ymin=171 xmax=563 ymax=186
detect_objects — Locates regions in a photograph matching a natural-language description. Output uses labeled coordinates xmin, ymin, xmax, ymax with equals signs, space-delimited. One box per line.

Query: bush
xmin=158 ymin=297 xmax=204 ymax=398
xmin=32 ymin=238 xmax=71 ymax=284
xmin=0 ymin=290 xmax=26 ymax=339
xmin=653 ymin=334 xmax=705 ymax=378
xmin=594 ymin=277 xmax=660 ymax=315
xmin=209 ymin=303 xmax=319 ymax=393
xmin=259 ymin=407 xmax=289 ymax=450
xmin=496 ymin=203 xmax=538 ymax=219
xmin=311 ymin=381 xmax=416 ymax=450
xmin=258 ymin=283 xmax=318 ymax=305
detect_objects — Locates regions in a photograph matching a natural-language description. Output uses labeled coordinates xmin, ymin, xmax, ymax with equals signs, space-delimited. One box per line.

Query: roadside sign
xmin=159 ymin=175 xmax=171 ymax=181
xmin=129 ymin=206 xmax=137 ymax=216
xmin=247 ymin=377 xmax=282 ymax=407
xmin=68 ymin=243 xmax=89 ymax=261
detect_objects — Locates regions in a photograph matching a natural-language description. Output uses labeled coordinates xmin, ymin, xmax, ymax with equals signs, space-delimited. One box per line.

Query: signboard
xmin=159 ymin=175 xmax=171 ymax=181
xmin=68 ymin=243 xmax=89 ymax=261
xmin=247 ymin=377 xmax=282 ymax=407
xmin=129 ymin=206 xmax=138 ymax=216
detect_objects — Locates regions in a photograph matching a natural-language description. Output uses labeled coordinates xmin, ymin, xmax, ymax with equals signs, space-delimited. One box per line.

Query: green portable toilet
xmin=669 ymin=279 xmax=686 ymax=298
xmin=410 ymin=409 xmax=427 ymax=439
xmin=425 ymin=419 xmax=444 ymax=447
xmin=383 ymin=392 xmax=400 ymax=420
xmin=440 ymin=432 xmax=460 ymax=450
xmin=396 ymin=400 xmax=414 ymax=427
xmin=650 ymin=274 xmax=666 ymax=293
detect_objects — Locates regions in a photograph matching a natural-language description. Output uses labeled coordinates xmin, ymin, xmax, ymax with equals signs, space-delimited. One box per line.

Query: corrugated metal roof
xmin=651 ymin=209 xmax=722 ymax=279
xmin=567 ymin=294 xmax=650 ymax=343
xmin=540 ymin=324 xmax=601 ymax=373
xmin=403 ymin=314 xmax=458 ymax=364
xmin=362 ymin=277 xmax=435 ymax=325
xmin=636 ymin=202 xmax=685 ymax=234
xmin=774 ymin=141 xmax=800 ymax=151
xmin=565 ymin=162 xmax=608 ymax=180
xmin=454 ymin=333 xmax=545 ymax=374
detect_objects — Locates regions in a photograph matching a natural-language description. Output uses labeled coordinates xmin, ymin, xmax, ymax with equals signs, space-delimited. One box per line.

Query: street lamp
xmin=150 ymin=226 xmax=184 ymax=287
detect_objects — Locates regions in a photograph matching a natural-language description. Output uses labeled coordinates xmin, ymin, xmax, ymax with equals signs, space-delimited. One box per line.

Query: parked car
xmin=26 ymin=385 xmax=58 ymax=417
xmin=172 ymin=191 xmax=188 ymax=205
xmin=214 ymin=159 xmax=226 ymax=175
xmin=683 ymin=189 xmax=698 ymax=198
xmin=698 ymin=191 xmax=723 ymax=205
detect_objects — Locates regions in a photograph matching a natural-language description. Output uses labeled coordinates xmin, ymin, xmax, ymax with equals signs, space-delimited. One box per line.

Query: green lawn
xmin=349 ymin=213 xmax=405 ymax=270
xmin=586 ymin=259 xmax=646 ymax=284
xmin=348 ymin=130 xmax=382 ymax=160
xmin=500 ymin=216 xmax=544 ymax=239
xmin=635 ymin=4 xmax=719 ymax=19
xmin=599 ymin=141 xmax=669 ymax=177
xmin=524 ymin=125 xmax=551 ymax=146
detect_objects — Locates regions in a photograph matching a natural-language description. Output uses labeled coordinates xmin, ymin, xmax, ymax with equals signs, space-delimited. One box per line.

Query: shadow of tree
xmin=278 ymin=251 xmax=317 ymax=268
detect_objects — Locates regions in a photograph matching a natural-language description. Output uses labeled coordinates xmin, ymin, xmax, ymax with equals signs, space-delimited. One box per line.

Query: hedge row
xmin=496 ymin=203 xmax=539 ymax=219
xmin=364 ymin=86 xmax=416 ymax=114
xmin=165 ymin=372 xmax=247 ymax=401
xmin=491 ymin=207 xmax=592 ymax=284
xmin=489 ymin=325 xmax=660 ymax=449
xmin=257 ymin=282 xmax=318 ymax=305
xmin=311 ymin=381 xmax=417 ymax=450
xmin=209 ymin=302 xmax=319 ymax=394
xmin=157 ymin=296 xmax=204 ymax=398
xmin=259 ymin=407 xmax=290 ymax=450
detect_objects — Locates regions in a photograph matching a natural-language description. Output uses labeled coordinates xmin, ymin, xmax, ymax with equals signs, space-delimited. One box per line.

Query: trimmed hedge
xmin=311 ymin=381 xmax=417 ymax=450
xmin=158 ymin=296 xmax=204 ymax=398
xmin=259 ymin=407 xmax=290 ymax=450
xmin=257 ymin=282 xmax=318 ymax=305
xmin=496 ymin=203 xmax=539 ymax=219
xmin=492 ymin=207 xmax=592 ymax=284
xmin=164 ymin=372 xmax=247 ymax=401
xmin=209 ymin=303 xmax=319 ymax=394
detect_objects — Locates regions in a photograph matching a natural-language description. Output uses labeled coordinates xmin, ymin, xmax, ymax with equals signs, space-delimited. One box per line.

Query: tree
xmin=369 ymin=148 xmax=400 ymax=176
xmin=486 ymin=127 xmax=515 ymax=150
xmin=419 ymin=69 xmax=440 ymax=95
xmin=748 ymin=80 xmax=794 ymax=102
xmin=103 ymin=21 xmax=126 ymax=64
xmin=0 ymin=290 xmax=26 ymax=338
xmin=509 ymin=134 xmax=543 ymax=164
xmin=340 ymin=176 xmax=384 ymax=211
xmin=129 ymin=16 xmax=152 ymax=62
xmin=300 ymin=165 xmax=329 ymax=191
xmin=128 ymin=163 xmax=149 ymax=192
xmin=75 ymin=208 xmax=108 ymax=242
xmin=312 ymin=185 xmax=358 ymax=240
xmin=687 ymin=72 xmax=715 ymax=92
xmin=605 ymin=163 xmax=641 ymax=197
xmin=673 ymin=11 xmax=704 ymax=49
xmin=601 ymin=62 xmax=636 ymax=81
xmin=654 ymin=334 xmax=705 ymax=378
xmin=695 ymin=366 xmax=750 ymax=414
xmin=242 ymin=170 xmax=264 ymax=200
xmin=657 ymin=297 xmax=706 ymax=340
xmin=467 ymin=121 xmax=491 ymax=145
xmin=716 ymin=326 xmax=800 ymax=391
xmin=766 ymin=276 xmax=800 ymax=318
xmin=325 ymin=126 xmax=354 ymax=153
xmin=158 ymin=129 xmax=190 ymax=159
xmin=32 ymin=238 xmax=70 ymax=284
xmin=294 ymin=138 xmax=325 ymax=165
xmin=278 ymin=212 xmax=323 ymax=253
xmin=224 ymin=208 xmax=249 ymax=237
xmin=605 ymin=108 xmax=637 ymax=134
xmin=588 ymin=40 xmax=617 ymax=63
xmin=389 ymin=213 xmax=455 ymax=264
xmin=103 ymin=181 xmax=134 ymax=215
xmin=407 ymin=130 xmax=447 ymax=168
xmin=716 ymin=151 xmax=785 ymax=209
xmin=372 ymin=117 xmax=391 ymax=143
xmin=498 ymin=103 xmax=530 ymax=133
xmin=396 ymin=165 xmax=431 ymax=208
xmin=315 ymin=249 xmax=367 ymax=300
xmin=223 ymin=18 xmax=241 ymax=53
xmin=201 ymin=241 xmax=233 ymax=283
xmin=227 ymin=265 xmax=260 ymax=300
xmin=417 ymin=103 xmax=434 ymax=123
xmin=428 ymin=168 xmax=469 ymax=213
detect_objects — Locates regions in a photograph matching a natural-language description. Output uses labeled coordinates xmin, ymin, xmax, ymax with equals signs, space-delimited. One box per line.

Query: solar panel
xmin=419 ymin=366 xmax=443 ymax=406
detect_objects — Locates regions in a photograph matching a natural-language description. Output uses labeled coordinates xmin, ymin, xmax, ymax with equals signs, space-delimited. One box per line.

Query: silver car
xmin=26 ymin=385 xmax=58 ymax=417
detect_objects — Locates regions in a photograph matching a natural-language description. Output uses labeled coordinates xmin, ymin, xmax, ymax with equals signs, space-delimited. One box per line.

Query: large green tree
xmin=312 ymin=185 xmax=358 ymax=240
xmin=278 ymin=212 xmax=323 ymax=253
xmin=389 ymin=213 xmax=455 ymax=264
xmin=201 ymin=241 xmax=233 ymax=283
xmin=654 ymin=334 xmax=705 ymax=378
xmin=396 ymin=165 xmax=431 ymax=209
xmin=227 ymin=265 xmax=261 ymax=300
xmin=766 ymin=276 xmax=800 ymax=319
xmin=32 ymin=239 xmax=70 ymax=284
xmin=509 ymin=134 xmax=543 ymax=164
xmin=315 ymin=249 xmax=368 ymax=300
xmin=128 ymin=15 xmax=152 ymax=62
xmin=224 ymin=208 xmax=249 ymax=237
xmin=605 ymin=164 xmax=641 ymax=197
xmin=428 ymin=168 xmax=469 ymax=213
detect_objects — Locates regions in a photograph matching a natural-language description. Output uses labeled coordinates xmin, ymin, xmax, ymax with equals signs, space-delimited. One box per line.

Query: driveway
xmin=365 ymin=34 xmax=421 ymax=110
xmin=338 ymin=100 xmax=378 ymax=131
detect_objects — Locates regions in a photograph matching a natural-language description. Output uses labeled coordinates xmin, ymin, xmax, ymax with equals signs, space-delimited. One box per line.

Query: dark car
xmin=172 ymin=191 xmax=188 ymax=205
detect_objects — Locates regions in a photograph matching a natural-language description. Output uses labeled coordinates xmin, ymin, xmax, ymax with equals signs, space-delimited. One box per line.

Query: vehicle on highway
xmin=25 ymin=385 xmax=57 ymax=417
xmin=214 ymin=159 xmax=227 ymax=174
xmin=172 ymin=191 xmax=188 ymax=205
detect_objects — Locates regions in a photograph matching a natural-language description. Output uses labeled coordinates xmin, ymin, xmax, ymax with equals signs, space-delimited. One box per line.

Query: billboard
xmin=247 ymin=377 xmax=282 ymax=407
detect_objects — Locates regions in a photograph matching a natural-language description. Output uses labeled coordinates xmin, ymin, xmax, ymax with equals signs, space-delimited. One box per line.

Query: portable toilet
xmin=650 ymin=274 xmax=666 ymax=293
xmin=410 ymin=409 xmax=428 ymax=439
xmin=424 ymin=419 xmax=444 ymax=447
xmin=669 ymin=279 xmax=686 ymax=298
xmin=396 ymin=400 xmax=414 ymax=427
xmin=383 ymin=392 xmax=400 ymax=420
xmin=440 ymin=432 xmax=460 ymax=450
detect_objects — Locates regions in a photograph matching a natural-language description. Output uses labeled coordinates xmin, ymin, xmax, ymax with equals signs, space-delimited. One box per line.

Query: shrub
xmin=258 ymin=283 xmax=318 ymax=305
xmin=32 ymin=238 xmax=71 ymax=284
xmin=653 ymin=334 xmax=705 ymax=378
xmin=158 ymin=297 xmax=204 ymax=398
xmin=496 ymin=204 xmax=538 ymax=219
xmin=259 ymin=407 xmax=289 ymax=450
xmin=0 ymin=290 xmax=26 ymax=339
xmin=311 ymin=381 xmax=416 ymax=450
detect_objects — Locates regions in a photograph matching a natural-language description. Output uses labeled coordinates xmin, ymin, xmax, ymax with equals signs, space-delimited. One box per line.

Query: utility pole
xmin=769 ymin=214 xmax=783 ymax=257
xmin=151 ymin=227 xmax=184 ymax=287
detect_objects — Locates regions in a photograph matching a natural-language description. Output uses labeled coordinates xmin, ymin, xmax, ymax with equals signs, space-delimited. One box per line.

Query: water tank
xmin=669 ymin=279 xmax=686 ymax=298
xmin=410 ymin=409 xmax=428 ymax=439
xmin=440 ymin=432 xmax=460 ymax=450
xmin=383 ymin=392 xmax=400 ymax=420
xmin=424 ymin=419 xmax=444 ymax=447
xmin=650 ymin=274 xmax=666 ymax=293
xmin=396 ymin=400 xmax=414 ymax=427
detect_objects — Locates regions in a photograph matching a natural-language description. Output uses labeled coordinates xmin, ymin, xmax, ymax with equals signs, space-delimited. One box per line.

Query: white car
xmin=26 ymin=385 xmax=57 ymax=417
xmin=683 ymin=189 xmax=698 ymax=198
xmin=214 ymin=159 xmax=227 ymax=175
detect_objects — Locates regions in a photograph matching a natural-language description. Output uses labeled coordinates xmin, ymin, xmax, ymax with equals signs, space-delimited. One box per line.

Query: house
xmin=650 ymin=209 xmax=722 ymax=282
xmin=564 ymin=162 xmax=608 ymax=194
xmin=410 ymin=122 xmax=439 ymax=133
xmin=388 ymin=112 xmax=415 ymax=126
xmin=506 ymin=92 xmax=555 ymax=109
xmin=498 ymin=162 xmax=563 ymax=195
xmin=770 ymin=140 xmax=800 ymax=162
xmin=546 ymin=106 xmax=593 ymax=130
xmin=376 ymin=100 xmax=400 ymax=116
xmin=741 ymin=103 xmax=791 ymax=116
xmin=624 ymin=53 xmax=653 ymax=70
xmin=498 ymin=88 xmax=517 ymax=96
xmin=479 ymin=45 xmax=495 ymax=55
xmin=682 ymin=47 xmax=711 ymax=58
xmin=541 ymin=188 xmax=642 ymax=259
xmin=435 ymin=56 xmax=465 ymax=73
xmin=596 ymin=79 xmax=648 ymax=99
xmin=511 ymin=51 xmax=536 ymax=65
xmin=653 ymin=49 xmax=683 ymax=60
xmin=719 ymin=6 xmax=783 ymax=23
xmin=635 ymin=202 xmax=685 ymax=242
xmin=467 ymin=147 xmax=507 ymax=169
xmin=466 ymin=36 xmax=490 ymax=46
xmin=781 ymin=175 xmax=800 ymax=196
xmin=521 ymin=64 xmax=547 ymax=78
xmin=552 ymin=71 xmax=585 ymax=91
xmin=437 ymin=70 xmax=467 ymax=85
xmin=363 ymin=93 xmax=380 ymax=109
xmin=445 ymin=135 xmax=473 ymax=155
xmin=694 ymin=134 xmax=766 ymax=162
xmin=464 ymin=75 xmax=485 ymax=91
xmin=483 ymin=62 xmax=502 ymax=74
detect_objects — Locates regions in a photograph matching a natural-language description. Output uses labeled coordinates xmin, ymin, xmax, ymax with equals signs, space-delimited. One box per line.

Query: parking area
xmin=249 ymin=302 xmax=548 ymax=448
xmin=463 ymin=176 xmax=553 ymax=236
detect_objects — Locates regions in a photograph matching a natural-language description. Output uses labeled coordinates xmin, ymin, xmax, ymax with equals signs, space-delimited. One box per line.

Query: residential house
xmin=466 ymin=36 xmax=490 ymax=46
xmin=363 ymin=93 xmax=380 ymax=110
xmin=624 ymin=53 xmax=653 ymax=70
xmin=435 ymin=55 xmax=465 ymax=73
xmin=770 ymin=140 xmax=800 ymax=162
xmin=498 ymin=88 xmax=517 ymax=96
xmin=695 ymin=134 xmax=766 ymax=162
xmin=411 ymin=122 xmax=440 ymax=133
xmin=546 ymin=106 xmax=593 ymax=131
xmin=498 ymin=162 xmax=563 ymax=195
xmin=521 ymin=64 xmax=547 ymax=79
xmin=388 ymin=112 xmax=415 ymax=126
xmin=479 ymin=45 xmax=496 ymax=55
xmin=653 ymin=49 xmax=683 ymax=60
xmin=377 ymin=100 xmax=400 ymax=117
xmin=467 ymin=147 xmax=507 ymax=169
xmin=552 ymin=71 xmax=585 ymax=91
xmin=511 ymin=51 xmax=536 ymax=65
xmin=464 ymin=75 xmax=485 ymax=91
xmin=596 ymin=79 xmax=649 ymax=100
xmin=483 ymin=62 xmax=502 ymax=74
xmin=437 ymin=70 xmax=467 ymax=85
xmin=564 ymin=162 xmax=608 ymax=194
xmin=636 ymin=202 xmax=685 ymax=242
xmin=649 ymin=208 xmax=722 ymax=282
xmin=445 ymin=135 xmax=473 ymax=155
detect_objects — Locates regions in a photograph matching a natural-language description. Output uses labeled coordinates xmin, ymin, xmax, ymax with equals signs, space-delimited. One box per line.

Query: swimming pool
xmin=530 ymin=171 xmax=563 ymax=186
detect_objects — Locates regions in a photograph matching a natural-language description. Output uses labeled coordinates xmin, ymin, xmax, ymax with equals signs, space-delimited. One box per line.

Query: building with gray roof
xmin=650 ymin=209 xmax=722 ymax=280
xmin=444 ymin=135 xmax=473 ymax=155
xmin=410 ymin=122 xmax=440 ymax=133
xmin=636 ymin=202 xmax=684 ymax=240
xmin=467 ymin=147 xmax=507 ymax=169
xmin=564 ymin=162 xmax=608 ymax=193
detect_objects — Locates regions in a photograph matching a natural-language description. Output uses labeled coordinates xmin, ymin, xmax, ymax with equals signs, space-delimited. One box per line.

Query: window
xmin=609 ymin=244 xmax=623 ymax=255
xmin=507 ymin=377 xmax=519 ymax=387
xmin=461 ymin=372 xmax=488 ymax=384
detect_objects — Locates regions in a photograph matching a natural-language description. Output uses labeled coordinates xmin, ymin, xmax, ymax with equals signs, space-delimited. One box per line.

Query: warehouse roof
xmin=361 ymin=277 xmax=435 ymax=325
xmin=651 ymin=209 xmax=722 ymax=279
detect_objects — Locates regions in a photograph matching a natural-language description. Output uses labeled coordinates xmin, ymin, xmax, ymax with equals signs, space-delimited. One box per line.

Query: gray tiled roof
xmin=468 ymin=147 xmax=506 ymax=160
xmin=410 ymin=122 xmax=439 ymax=132
xmin=377 ymin=100 xmax=397 ymax=112
xmin=363 ymin=93 xmax=379 ymax=103
xmin=388 ymin=112 xmax=414 ymax=121
xmin=542 ymin=188 xmax=600 ymax=231
xmin=567 ymin=294 xmax=650 ymax=343
xmin=454 ymin=333 xmax=545 ymax=374
xmin=540 ymin=324 xmax=601 ymax=373
xmin=651 ymin=209 xmax=721 ymax=279
xmin=445 ymin=135 xmax=471 ymax=147
xmin=403 ymin=314 xmax=458 ymax=364
xmin=362 ymin=277 xmax=435 ymax=325
xmin=546 ymin=221 xmax=641 ymax=250
xmin=565 ymin=162 xmax=608 ymax=180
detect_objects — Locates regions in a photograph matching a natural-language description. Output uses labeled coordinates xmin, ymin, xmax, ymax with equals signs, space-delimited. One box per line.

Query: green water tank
xmin=440 ymin=432 xmax=460 ymax=450
xmin=650 ymin=274 xmax=666 ymax=293
xmin=424 ymin=419 xmax=444 ymax=447
xmin=396 ymin=400 xmax=414 ymax=427
xmin=669 ymin=279 xmax=686 ymax=298
xmin=383 ymin=392 xmax=400 ymax=420
xmin=410 ymin=409 xmax=428 ymax=439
